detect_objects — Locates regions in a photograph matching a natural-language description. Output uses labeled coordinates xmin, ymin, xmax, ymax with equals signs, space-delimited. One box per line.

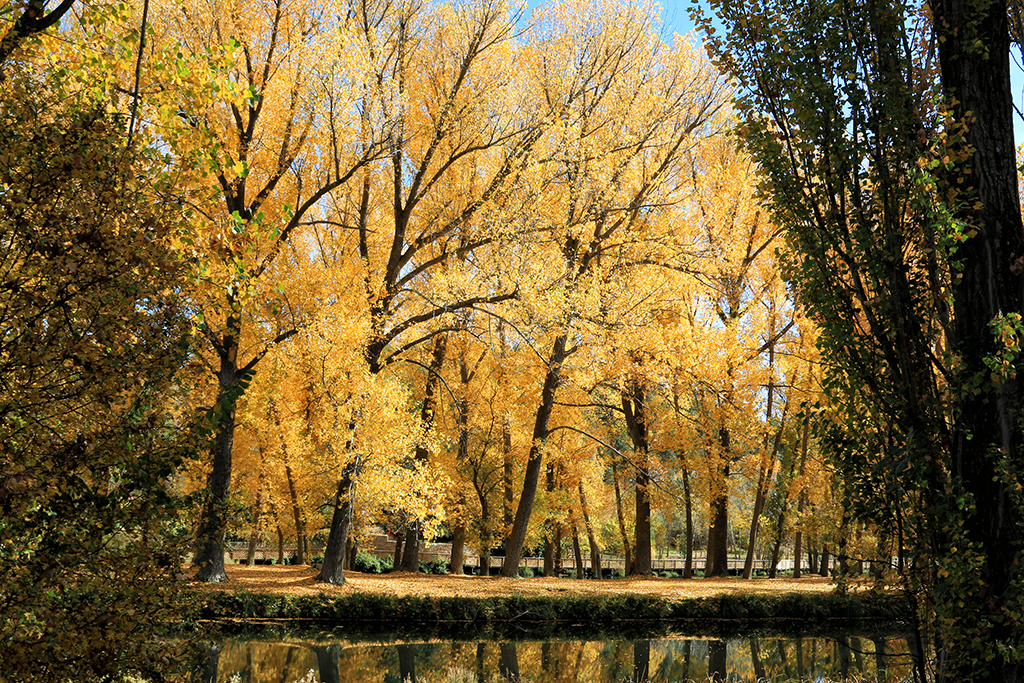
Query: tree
xmin=147 ymin=0 xmax=391 ymax=582
xmin=0 ymin=3 xmax=199 ymax=678
xmin=699 ymin=0 xmax=1024 ymax=678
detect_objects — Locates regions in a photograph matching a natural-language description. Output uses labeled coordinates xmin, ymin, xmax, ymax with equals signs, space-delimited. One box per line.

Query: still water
xmin=202 ymin=632 xmax=913 ymax=682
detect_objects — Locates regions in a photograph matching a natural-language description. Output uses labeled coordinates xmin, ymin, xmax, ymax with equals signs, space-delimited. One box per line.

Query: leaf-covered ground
xmin=191 ymin=566 xmax=842 ymax=600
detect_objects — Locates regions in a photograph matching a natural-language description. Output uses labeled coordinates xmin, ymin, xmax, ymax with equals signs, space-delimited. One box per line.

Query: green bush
xmin=355 ymin=550 xmax=389 ymax=574
xmin=518 ymin=566 xmax=535 ymax=578
xmin=420 ymin=558 xmax=450 ymax=575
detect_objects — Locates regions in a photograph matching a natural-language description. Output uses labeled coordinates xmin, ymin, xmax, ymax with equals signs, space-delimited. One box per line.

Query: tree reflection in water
xmin=208 ymin=633 xmax=913 ymax=682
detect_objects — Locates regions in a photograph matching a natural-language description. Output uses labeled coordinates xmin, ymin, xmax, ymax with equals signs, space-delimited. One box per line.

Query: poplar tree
xmin=700 ymin=0 xmax=1024 ymax=678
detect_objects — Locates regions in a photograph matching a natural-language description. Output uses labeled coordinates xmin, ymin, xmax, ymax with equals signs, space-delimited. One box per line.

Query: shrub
xmin=518 ymin=566 xmax=535 ymax=578
xmin=355 ymin=550 xmax=387 ymax=574
xmin=420 ymin=558 xmax=450 ymax=575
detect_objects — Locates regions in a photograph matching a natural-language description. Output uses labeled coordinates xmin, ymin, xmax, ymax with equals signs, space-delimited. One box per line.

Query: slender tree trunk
xmin=622 ymin=383 xmax=652 ymax=576
xmin=571 ymin=521 xmax=585 ymax=578
xmin=276 ymin=524 xmax=284 ymax=564
xmin=544 ymin=461 xmax=556 ymax=577
xmin=318 ymin=460 xmax=357 ymax=585
xmin=245 ymin=490 xmax=262 ymax=567
xmin=284 ymin=461 xmax=306 ymax=565
xmin=743 ymin=358 xmax=785 ymax=579
xmin=502 ymin=416 xmax=514 ymax=535
xmin=500 ymin=334 xmax=569 ymax=577
xmin=819 ymin=545 xmax=830 ymax=577
xmin=579 ymin=481 xmax=601 ymax=579
xmin=554 ymin=524 xmax=563 ymax=576
xmin=611 ymin=458 xmax=632 ymax=574
xmin=682 ymin=460 xmax=694 ymax=579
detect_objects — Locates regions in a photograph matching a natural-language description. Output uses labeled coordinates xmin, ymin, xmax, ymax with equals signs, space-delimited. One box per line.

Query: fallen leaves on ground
xmin=190 ymin=565 xmax=844 ymax=600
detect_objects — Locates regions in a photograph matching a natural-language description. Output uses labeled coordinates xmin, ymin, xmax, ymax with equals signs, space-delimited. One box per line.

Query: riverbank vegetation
xmin=2 ymin=0 xmax=1022 ymax=680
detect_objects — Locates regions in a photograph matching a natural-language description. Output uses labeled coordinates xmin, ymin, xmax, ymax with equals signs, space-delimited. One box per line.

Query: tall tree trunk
xmin=402 ymin=333 xmax=448 ymax=572
xmin=276 ymin=524 xmax=284 ymax=564
xmin=194 ymin=322 xmax=241 ymax=583
xmin=502 ymin=415 xmax=514 ymax=536
xmin=500 ymin=334 xmax=569 ymax=577
xmin=819 ymin=545 xmax=830 ymax=577
xmin=743 ymin=352 xmax=785 ymax=579
xmin=706 ymin=427 xmax=731 ymax=577
xmin=681 ymin=460 xmax=694 ymax=579
xmin=392 ymin=529 xmax=404 ymax=571
xmin=450 ymin=521 xmax=466 ymax=575
xmin=571 ymin=520 xmax=585 ymax=578
xmin=743 ymin=419 xmax=786 ymax=578
xmin=318 ymin=459 xmax=357 ymax=585
xmin=622 ymin=382 xmax=652 ymax=576
xmin=284 ymin=461 xmax=306 ymax=565
xmin=579 ymin=481 xmax=601 ymax=579
xmin=611 ymin=458 xmax=632 ymax=574
xmin=544 ymin=461 xmax=556 ymax=577
xmin=935 ymin=2 xmax=1024 ymax=678
xmin=245 ymin=489 xmax=263 ymax=567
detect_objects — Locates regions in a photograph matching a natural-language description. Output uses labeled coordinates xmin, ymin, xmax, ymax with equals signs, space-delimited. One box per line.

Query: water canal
xmin=201 ymin=630 xmax=913 ymax=682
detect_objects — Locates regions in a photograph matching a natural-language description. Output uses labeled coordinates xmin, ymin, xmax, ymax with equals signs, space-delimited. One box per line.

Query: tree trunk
xmin=194 ymin=331 xmax=240 ymax=583
xmin=450 ymin=522 xmax=466 ymax=575
xmin=935 ymin=2 xmax=1024 ymax=678
xmin=579 ymin=481 xmax=601 ymax=579
xmin=706 ymin=428 xmax=731 ymax=577
xmin=392 ymin=529 xmax=404 ymax=571
xmin=318 ymin=461 xmax=356 ymax=585
xmin=500 ymin=334 xmax=569 ymax=577
xmin=571 ymin=521 xmax=585 ymax=578
xmin=554 ymin=524 xmax=563 ymax=576
xmin=682 ymin=459 xmax=694 ymax=579
xmin=276 ymin=524 xmax=284 ymax=564
xmin=502 ymin=415 xmax=514 ymax=536
xmin=622 ymin=384 xmax=652 ymax=576
xmin=245 ymin=490 xmax=262 ymax=567
xmin=346 ymin=535 xmax=357 ymax=571
xmin=284 ymin=461 xmax=306 ymax=565
xmin=819 ymin=545 xmax=830 ymax=577
xmin=743 ymin=359 xmax=785 ymax=579
xmin=611 ymin=458 xmax=632 ymax=574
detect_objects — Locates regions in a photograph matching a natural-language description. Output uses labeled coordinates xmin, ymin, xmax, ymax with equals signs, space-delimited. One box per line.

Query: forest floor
xmin=190 ymin=565 xmax=851 ymax=600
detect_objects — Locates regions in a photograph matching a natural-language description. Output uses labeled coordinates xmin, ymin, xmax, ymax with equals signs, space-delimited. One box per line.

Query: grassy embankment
xmin=192 ymin=566 xmax=911 ymax=637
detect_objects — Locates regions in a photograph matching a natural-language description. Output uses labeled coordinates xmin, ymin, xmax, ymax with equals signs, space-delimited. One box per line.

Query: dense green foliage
xmin=697 ymin=0 xmax=1024 ymax=679
xmin=0 ymin=3 xmax=201 ymax=680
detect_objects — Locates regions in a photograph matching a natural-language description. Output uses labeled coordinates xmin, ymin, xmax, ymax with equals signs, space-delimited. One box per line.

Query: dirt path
xmin=191 ymin=565 xmax=840 ymax=600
